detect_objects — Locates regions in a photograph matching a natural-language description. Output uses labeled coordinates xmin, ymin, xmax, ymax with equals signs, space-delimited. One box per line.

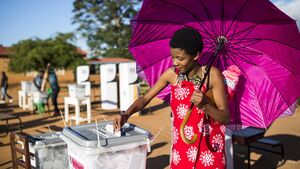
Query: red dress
xmin=170 ymin=80 xmax=226 ymax=169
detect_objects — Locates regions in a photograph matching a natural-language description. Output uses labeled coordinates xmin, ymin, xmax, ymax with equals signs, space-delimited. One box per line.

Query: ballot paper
xmin=105 ymin=124 xmax=121 ymax=137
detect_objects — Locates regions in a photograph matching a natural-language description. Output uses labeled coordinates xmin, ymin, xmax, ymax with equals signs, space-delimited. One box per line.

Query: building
xmin=0 ymin=45 xmax=12 ymax=72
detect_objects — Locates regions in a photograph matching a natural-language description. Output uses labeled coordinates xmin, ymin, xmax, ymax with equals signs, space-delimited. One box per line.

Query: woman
xmin=1 ymin=71 xmax=13 ymax=103
xmin=113 ymin=27 xmax=229 ymax=168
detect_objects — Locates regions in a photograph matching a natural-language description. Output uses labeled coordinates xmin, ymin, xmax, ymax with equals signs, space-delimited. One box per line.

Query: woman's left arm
xmin=202 ymin=67 xmax=230 ymax=124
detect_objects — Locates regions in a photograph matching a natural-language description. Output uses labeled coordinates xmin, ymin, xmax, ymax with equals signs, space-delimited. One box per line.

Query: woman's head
xmin=169 ymin=27 xmax=203 ymax=73
xmin=170 ymin=27 xmax=203 ymax=57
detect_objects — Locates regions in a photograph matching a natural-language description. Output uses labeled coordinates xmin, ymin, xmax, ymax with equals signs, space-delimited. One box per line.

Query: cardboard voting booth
xmin=118 ymin=63 xmax=139 ymax=111
xmin=100 ymin=64 xmax=118 ymax=109
xmin=76 ymin=65 xmax=91 ymax=96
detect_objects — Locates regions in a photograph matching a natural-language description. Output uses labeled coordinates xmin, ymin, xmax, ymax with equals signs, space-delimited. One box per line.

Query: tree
xmin=9 ymin=34 xmax=86 ymax=73
xmin=72 ymin=0 xmax=142 ymax=58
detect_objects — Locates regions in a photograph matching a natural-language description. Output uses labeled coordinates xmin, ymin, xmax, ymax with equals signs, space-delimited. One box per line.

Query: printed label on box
xmin=71 ymin=156 xmax=84 ymax=169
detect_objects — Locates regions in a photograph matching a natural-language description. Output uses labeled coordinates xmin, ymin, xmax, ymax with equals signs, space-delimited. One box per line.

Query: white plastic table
xmin=64 ymin=97 xmax=91 ymax=125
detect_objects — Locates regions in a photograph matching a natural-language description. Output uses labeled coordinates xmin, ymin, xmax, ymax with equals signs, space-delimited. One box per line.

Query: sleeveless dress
xmin=170 ymin=71 xmax=226 ymax=169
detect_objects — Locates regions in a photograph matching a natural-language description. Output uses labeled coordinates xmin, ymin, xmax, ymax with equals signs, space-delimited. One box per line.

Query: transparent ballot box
xmin=60 ymin=121 xmax=151 ymax=169
xmin=27 ymin=132 xmax=69 ymax=169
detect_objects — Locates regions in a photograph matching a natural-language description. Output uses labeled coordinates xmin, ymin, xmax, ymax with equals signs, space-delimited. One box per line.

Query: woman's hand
xmin=113 ymin=113 xmax=130 ymax=131
xmin=190 ymin=91 xmax=207 ymax=107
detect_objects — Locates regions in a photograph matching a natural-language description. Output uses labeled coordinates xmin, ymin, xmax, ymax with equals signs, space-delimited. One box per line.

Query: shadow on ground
xmin=140 ymin=102 xmax=169 ymax=115
xmin=148 ymin=142 xmax=168 ymax=156
xmin=147 ymin=155 xmax=170 ymax=169
xmin=234 ymin=134 xmax=300 ymax=169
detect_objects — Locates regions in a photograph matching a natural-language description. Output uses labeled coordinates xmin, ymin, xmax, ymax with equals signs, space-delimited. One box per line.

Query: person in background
xmin=48 ymin=69 xmax=60 ymax=116
xmin=33 ymin=70 xmax=44 ymax=91
xmin=113 ymin=27 xmax=229 ymax=168
xmin=0 ymin=71 xmax=13 ymax=104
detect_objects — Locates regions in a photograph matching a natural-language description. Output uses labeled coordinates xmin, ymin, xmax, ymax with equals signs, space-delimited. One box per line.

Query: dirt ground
xmin=1 ymin=72 xmax=300 ymax=169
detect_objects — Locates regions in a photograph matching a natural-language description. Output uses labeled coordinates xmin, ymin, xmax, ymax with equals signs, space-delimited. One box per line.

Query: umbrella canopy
xmin=129 ymin=0 xmax=300 ymax=129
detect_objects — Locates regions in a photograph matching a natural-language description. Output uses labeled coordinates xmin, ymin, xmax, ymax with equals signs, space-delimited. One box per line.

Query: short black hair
xmin=170 ymin=27 xmax=203 ymax=57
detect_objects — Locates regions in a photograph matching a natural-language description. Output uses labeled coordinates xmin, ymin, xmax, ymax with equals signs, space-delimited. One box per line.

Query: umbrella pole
xmin=179 ymin=36 xmax=227 ymax=144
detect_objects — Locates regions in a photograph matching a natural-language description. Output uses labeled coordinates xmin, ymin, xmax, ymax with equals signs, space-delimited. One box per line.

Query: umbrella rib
xmin=229 ymin=41 xmax=300 ymax=84
xmin=221 ymin=0 xmax=225 ymax=35
xmin=129 ymin=19 xmax=211 ymax=44
xmin=160 ymin=0 xmax=219 ymax=37
xmin=223 ymin=51 xmax=267 ymax=128
xmin=228 ymin=19 xmax=299 ymax=49
xmin=130 ymin=19 xmax=184 ymax=26
xmin=226 ymin=49 xmax=300 ymax=126
xmin=224 ymin=0 xmax=252 ymax=37
xmin=203 ymin=44 xmax=217 ymax=54
xmin=225 ymin=48 xmax=258 ymax=68
xmin=201 ymin=45 xmax=219 ymax=63
xmin=130 ymin=19 xmax=188 ymax=37
xmin=243 ymin=37 xmax=300 ymax=51
xmin=231 ymin=37 xmax=300 ymax=79
xmin=221 ymin=47 xmax=230 ymax=68
xmin=227 ymin=25 xmax=256 ymax=46
xmin=129 ymin=36 xmax=171 ymax=48
xmin=194 ymin=0 xmax=220 ymax=36
xmin=136 ymin=53 xmax=171 ymax=72
xmin=204 ymin=40 xmax=217 ymax=50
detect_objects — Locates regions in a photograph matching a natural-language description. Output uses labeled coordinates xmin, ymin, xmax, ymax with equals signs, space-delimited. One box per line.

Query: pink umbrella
xmin=129 ymin=0 xmax=300 ymax=129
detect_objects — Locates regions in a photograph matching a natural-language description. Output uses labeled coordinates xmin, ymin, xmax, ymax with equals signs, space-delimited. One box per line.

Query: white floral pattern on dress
xmin=172 ymin=149 xmax=181 ymax=165
xmin=212 ymin=134 xmax=224 ymax=152
xmin=174 ymin=86 xmax=190 ymax=100
xmin=200 ymin=151 xmax=215 ymax=167
xmin=186 ymin=146 xmax=198 ymax=163
xmin=198 ymin=119 xmax=212 ymax=136
xmin=220 ymin=125 xmax=226 ymax=134
xmin=184 ymin=125 xmax=195 ymax=140
xmin=195 ymin=107 xmax=204 ymax=114
xmin=214 ymin=121 xmax=220 ymax=125
xmin=222 ymin=155 xmax=226 ymax=165
xmin=197 ymin=119 xmax=203 ymax=132
xmin=173 ymin=127 xmax=179 ymax=144
xmin=176 ymin=103 xmax=188 ymax=119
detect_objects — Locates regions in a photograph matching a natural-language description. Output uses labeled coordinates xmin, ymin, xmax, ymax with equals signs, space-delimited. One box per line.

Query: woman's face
xmin=171 ymin=48 xmax=198 ymax=73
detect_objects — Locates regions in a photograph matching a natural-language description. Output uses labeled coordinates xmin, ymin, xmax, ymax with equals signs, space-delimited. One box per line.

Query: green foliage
xmin=72 ymin=0 xmax=141 ymax=58
xmin=9 ymin=34 xmax=86 ymax=73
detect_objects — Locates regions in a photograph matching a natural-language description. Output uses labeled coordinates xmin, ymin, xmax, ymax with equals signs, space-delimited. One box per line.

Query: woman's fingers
xmin=113 ymin=115 xmax=121 ymax=131
xmin=191 ymin=91 xmax=204 ymax=105
xmin=113 ymin=114 xmax=129 ymax=131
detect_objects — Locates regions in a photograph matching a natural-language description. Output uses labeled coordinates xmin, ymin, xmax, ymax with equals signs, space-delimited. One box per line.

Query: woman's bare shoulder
xmin=161 ymin=68 xmax=177 ymax=84
xmin=210 ymin=66 xmax=222 ymax=77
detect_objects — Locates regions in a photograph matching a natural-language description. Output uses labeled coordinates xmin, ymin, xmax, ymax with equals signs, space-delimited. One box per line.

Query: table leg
xmin=64 ymin=99 xmax=69 ymax=122
xmin=18 ymin=91 xmax=22 ymax=108
xmin=248 ymin=144 xmax=251 ymax=169
xmin=75 ymin=100 xmax=80 ymax=125
xmin=87 ymin=98 xmax=91 ymax=123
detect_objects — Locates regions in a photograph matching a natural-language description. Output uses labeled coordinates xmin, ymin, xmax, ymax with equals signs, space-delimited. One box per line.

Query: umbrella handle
xmin=180 ymin=107 xmax=198 ymax=144
xmin=178 ymin=42 xmax=222 ymax=145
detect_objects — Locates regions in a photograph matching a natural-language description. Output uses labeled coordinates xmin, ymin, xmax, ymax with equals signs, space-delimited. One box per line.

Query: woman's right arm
xmin=113 ymin=68 xmax=173 ymax=131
